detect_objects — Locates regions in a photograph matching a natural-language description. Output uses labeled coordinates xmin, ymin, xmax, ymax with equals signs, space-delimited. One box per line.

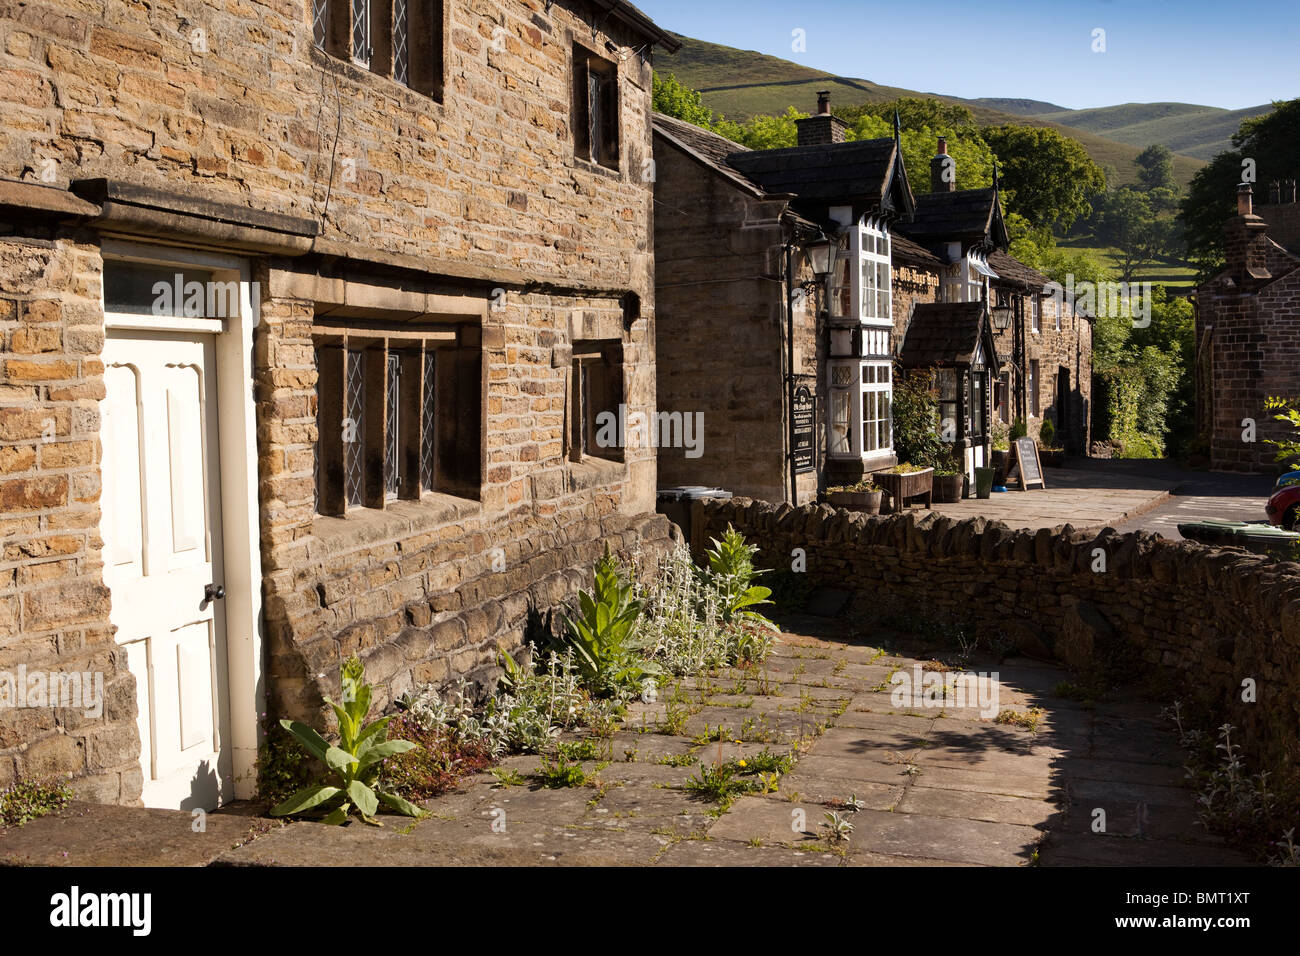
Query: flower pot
xmin=932 ymin=473 xmax=964 ymax=504
xmin=974 ymin=467 xmax=995 ymax=499
xmin=827 ymin=490 xmax=883 ymax=514
xmin=991 ymin=449 xmax=1009 ymax=486
xmin=1040 ymin=448 xmax=1065 ymax=468
xmin=874 ymin=467 xmax=934 ymax=513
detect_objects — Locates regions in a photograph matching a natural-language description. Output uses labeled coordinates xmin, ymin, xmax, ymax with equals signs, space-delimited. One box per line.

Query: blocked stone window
xmin=314 ymin=326 xmax=480 ymax=515
xmin=316 ymin=0 xmax=444 ymax=99
xmin=574 ymin=45 xmax=619 ymax=170
xmin=568 ymin=341 xmax=624 ymax=462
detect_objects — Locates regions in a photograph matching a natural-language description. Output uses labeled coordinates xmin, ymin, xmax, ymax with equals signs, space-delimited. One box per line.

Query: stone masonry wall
xmin=1198 ymin=269 xmax=1300 ymax=472
xmin=0 ymin=0 xmax=658 ymax=288
xmin=0 ymin=235 xmax=140 ymax=803
xmin=1029 ymin=295 xmax=1092 ymax=453
xmin=0 ymin=0 xmax=673 ymax=794
xmin=653 ymin=136 xmax=789 ymax=502
xmin=257 ymin=272 xmax=673 ymax=721
xmin=695 ymin=497 xmax=1300 ymax=779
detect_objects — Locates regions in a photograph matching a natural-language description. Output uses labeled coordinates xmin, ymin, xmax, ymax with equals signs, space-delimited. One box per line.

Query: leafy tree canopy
xmin=1180 ymin=98 xmax=1300 ymax=280
xmin=982 ymin=125 xmax=1107 ymax=231
xmin=1134 ymin=144 xmax=1176 ymax=192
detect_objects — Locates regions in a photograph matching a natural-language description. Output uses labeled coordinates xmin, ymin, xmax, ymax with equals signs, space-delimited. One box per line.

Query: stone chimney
xmin=1223 ymin=183 xmax=1272 ymax=288
xmin=795 ymin=91 xmax=847 ymax=146
xmin=930 ymin=137 xmax=956 ymax=193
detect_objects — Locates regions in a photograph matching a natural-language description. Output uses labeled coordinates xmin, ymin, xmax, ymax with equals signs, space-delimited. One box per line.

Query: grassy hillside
xmin=1029 ymin=102 xmax=1273 ymax=161
xmin=657 ymin=33 xmax=1208 ymax=188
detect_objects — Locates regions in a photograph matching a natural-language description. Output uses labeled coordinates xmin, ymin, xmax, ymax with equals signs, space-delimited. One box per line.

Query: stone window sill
xmin=567 ymin=455 xmax=626 ymax=490
xmin=312 ymin=492 xmax=480 ymax=554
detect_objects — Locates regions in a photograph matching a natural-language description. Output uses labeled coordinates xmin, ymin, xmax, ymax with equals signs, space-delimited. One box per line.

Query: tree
xmin=982 ymin=125 xmax=1107 ymax=231
xmin=1094 ymin=185 xmax=1180 ymax=283
xmin=1181 ymin=98 xmax=1300 ymax=279
xmin=1134 ymin=144 xmax=1176 ymax=192
xmin=845 ymin=111 xmax=995 ymax=194
xmin=652 ymin=72 xmax=717 ymax=129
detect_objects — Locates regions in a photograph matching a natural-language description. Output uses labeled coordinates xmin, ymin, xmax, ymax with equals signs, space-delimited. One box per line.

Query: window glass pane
xmin=831 ymin=364 xmax=853 ymax=387
xmin=385 ymin=353 xmax=400 ymax=500
xmin=352 ymin=0 xmax=370 ymax=65
xmin=420 ymin=351 xmax=436 ymax=491
xmin=345 ymin=349 xmax=365 ymax=507
xmin=104 ymin=261 xmax=216 ymax=316
xmin=830 ymin=390 xmax=851 ymax=454
xmin=313 ymin=0 xmax=329 ymax=49
xmin=393 ymin=0 xmax=409 ymax=85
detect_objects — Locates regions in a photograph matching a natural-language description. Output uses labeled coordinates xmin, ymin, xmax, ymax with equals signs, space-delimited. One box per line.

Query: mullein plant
xmin=271 ymin=657 xmax=424 ymax=826
xmin=559 ymin=545 xmax=661 ymax=695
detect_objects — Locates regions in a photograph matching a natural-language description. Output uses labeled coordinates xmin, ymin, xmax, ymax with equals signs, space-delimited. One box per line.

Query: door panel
xmin=102 ymin=330 xmax=230 ymax=810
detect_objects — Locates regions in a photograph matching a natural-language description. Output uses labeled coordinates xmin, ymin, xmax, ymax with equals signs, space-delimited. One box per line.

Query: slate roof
xmin=902 ymin=188 xmax=1002 ymax=241
xmin=891 ymin=233 xmax=942 ymax=268
xmin=726 ymin=138 xmax=908 ymax=213
xmin=899 ymin=301 xmax=998 ymax=371
xmin=987 ymin=249 xmax=1050 ymax=290
xmin=652 ymin=112 xmax=766 ymax=197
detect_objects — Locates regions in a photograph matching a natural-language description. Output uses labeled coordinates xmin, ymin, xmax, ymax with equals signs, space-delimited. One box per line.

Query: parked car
xmin=1265 ymin=471 xmax=1300 ymax=529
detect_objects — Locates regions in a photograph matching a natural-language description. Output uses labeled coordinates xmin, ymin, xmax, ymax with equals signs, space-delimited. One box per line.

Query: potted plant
xmin=874 ymin=462 xmax=934 ymax=513
xmin=931 ymin=451 xmax=965 ymax=503
xmin=1039 ymin=418 xmax=1065 ymax=467
xmin=825 ymin=478 xmax=883 ymax=515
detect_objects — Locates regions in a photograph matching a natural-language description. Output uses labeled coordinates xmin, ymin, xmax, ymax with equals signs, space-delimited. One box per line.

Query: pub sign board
xmin=792 ymin=385 xmax=815 ymax=473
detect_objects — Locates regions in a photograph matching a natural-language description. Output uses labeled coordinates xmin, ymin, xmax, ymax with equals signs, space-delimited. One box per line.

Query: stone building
xmin=0 ymin=0 xmax=679 ymax=809
xmin=652 ymin=103 xmax=1091 ymax=501
xmin=1195 ymin=182 xmax=1300 ymax=472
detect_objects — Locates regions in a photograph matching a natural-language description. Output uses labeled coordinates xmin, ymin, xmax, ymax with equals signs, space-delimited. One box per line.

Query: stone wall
xmin=694 ymin=497 xmax=1300 ymax=778
xmin=653 ymin=134 xmax=790 ymax=502
xmin=0 ymin=236 xmax=140 ymax=803
xmin=0 ymin=0 xmax=675 ymax=798
xmin=1029 ymin=295 xmax=1092 ymax=453
xmin=1197 ymin=270 xmax=1300 ymax=472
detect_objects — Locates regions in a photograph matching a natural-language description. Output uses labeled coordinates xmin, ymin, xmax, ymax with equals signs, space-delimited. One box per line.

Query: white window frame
xmin=856 ymin=216 xmax=892 ymax=325
xmin=861 ymin=361 xmax=892 ymax=457
xmin=1031 ymin=295 xmax=1041 ymax=334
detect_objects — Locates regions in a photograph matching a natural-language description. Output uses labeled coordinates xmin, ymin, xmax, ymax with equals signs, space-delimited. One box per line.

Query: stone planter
xmin=874 ymin=468 xmax=933 ymax=513
xmin=1040 ymin=448 xmax=1065 ymax=468
xmin=932 ymin=473 xmax=964 ymax=503
xmin=827 ymin=489 xmax=883 ymax=514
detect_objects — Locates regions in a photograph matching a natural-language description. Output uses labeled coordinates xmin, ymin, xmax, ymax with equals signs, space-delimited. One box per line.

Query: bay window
xmin=825 ymin=213 xmax=895 ymax=460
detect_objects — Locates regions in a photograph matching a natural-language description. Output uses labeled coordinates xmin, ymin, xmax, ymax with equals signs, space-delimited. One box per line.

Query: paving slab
xmin=1 ymin=803 xmax=281 ymax=867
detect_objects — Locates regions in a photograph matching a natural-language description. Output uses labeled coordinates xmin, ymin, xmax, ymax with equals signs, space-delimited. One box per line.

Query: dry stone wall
xmin=695 ymin=496 xmax=1300 ymax=780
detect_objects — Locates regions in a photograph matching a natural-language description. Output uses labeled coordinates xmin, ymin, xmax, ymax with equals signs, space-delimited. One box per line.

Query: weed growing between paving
xmin=0 ymin=776 xmax=72 ymax=828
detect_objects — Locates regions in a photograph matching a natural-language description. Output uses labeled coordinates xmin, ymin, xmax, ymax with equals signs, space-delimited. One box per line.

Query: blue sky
xmin=634 ymin=0 xmax=1297 ymax=110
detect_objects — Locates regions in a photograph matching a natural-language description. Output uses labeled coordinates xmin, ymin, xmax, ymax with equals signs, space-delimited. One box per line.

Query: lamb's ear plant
xmin=271 ymin=656 xmax=425 ymax=826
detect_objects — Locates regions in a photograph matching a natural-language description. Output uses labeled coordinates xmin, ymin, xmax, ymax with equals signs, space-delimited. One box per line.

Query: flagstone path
xmin=3 ymin=616 xmax=1251 ymax=867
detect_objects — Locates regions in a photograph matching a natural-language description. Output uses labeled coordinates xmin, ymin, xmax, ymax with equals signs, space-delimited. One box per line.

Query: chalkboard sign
xmin=792 ymin=385 xmax=815 ymax=473
xmin=1012 ymin=436 xmax=1045 ymax=490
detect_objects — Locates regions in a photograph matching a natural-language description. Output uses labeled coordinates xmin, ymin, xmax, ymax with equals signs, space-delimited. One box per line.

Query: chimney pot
xmin=817 ymin=91 xmax=830 ymax=115
xmin=1237 ymin=183 xmax=1253 ymax=217
xmin=936 ymin=136 xmax=948 ymax=155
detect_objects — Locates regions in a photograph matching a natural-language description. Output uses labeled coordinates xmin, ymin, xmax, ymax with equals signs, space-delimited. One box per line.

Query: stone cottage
xmin=652 ymin=101 xmax=1091 ymax=501
xmin=0 ymin=0 xmax=679 ymax=810
xmin=1195 ymin=181 xmax=1300 ymax=472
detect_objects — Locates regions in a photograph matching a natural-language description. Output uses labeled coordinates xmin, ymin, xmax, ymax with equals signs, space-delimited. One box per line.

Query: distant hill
xmin=657 ymin=33 xmax=1214 ymax=188
xmin=1026 ymin=102 xmax=1273 ymax=161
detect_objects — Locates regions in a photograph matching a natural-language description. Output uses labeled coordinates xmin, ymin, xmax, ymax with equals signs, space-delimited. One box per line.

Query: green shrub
xmin=891 ymin=369 xmax=946 ymax=467
xmin=1038 ymin=417 xmax=1057 ymax=449
xmin=1009 ymin=418 xmax=1028 ymax=441
xmin=705 ymin=525 xmax=775 ymax=629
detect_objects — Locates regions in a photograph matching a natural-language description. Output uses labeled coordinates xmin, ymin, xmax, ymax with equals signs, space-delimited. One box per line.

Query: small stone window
xmin=569 ymin=342 xmax=624 ymax=462
xmin=314 ymin=326 xmax=480 ymax=516
xmin=574 ymin=45 xmax=620 ymax=170
xmin=315 ymin=0 xmax=445 ymax=100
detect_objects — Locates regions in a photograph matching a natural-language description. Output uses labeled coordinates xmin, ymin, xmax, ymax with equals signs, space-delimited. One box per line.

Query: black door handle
xmin=203 ymin=584 xmax=226 ymax=605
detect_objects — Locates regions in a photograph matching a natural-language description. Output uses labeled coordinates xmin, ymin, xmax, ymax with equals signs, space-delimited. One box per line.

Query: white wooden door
xmin=101 ymin=330 xmax=231 ymax=809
